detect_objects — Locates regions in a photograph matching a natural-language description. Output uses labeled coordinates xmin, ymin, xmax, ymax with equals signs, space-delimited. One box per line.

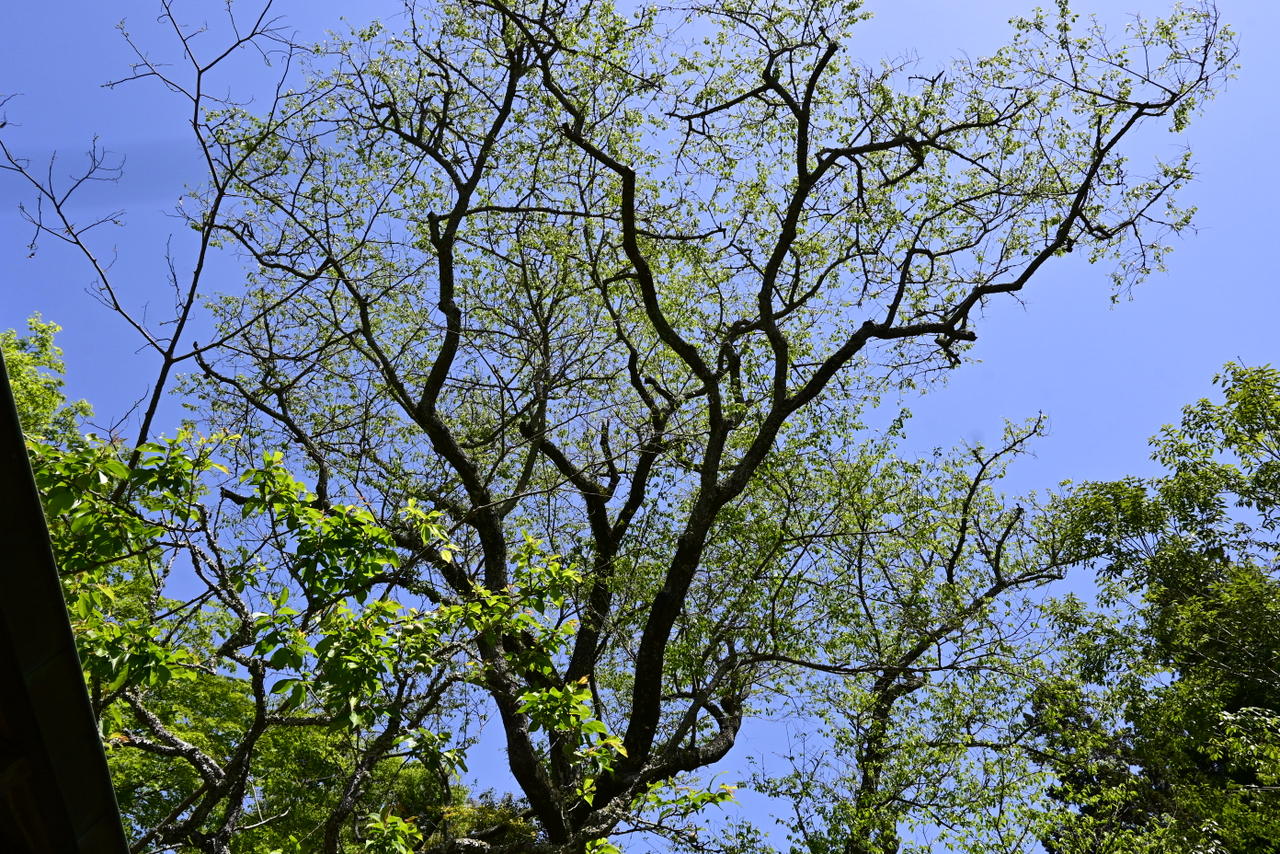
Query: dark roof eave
xmin=0 ymin=352 xmax=131 ymax=854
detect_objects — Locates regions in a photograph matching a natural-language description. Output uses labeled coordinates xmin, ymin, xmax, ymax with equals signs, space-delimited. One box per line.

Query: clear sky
xmin=3 ymin=0 xmax=1278 ymax=845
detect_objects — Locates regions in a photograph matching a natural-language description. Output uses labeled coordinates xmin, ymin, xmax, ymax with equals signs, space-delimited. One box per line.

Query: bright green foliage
xmin=361 ymin=810 xmax=424 ymax=854
xmin=2 ymin=313 xmax=92 ymax=441
xmin=1033 ymin=364 xmax=1280 ymax=853
xmin=36 ymin=431 xmax=469 ymax=851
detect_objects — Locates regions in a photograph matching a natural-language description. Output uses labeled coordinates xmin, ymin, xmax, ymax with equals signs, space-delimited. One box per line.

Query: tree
xmin=1 ymin=314 xmax=92 ymax=442
xmin=1 ymin=0 xmax=1235 ymax=850
xmin=1031 ymin=364 xmax=1280 ymax=854
xmin=746 ymin=421 xmax=1082 ymax=854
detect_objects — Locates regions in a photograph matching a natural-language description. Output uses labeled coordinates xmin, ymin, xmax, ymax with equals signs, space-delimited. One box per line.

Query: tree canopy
xmin=0 ymin=0 xmax=1245 ymax=852
xmin=1031 ymin=364 xmax=1280 ymax=853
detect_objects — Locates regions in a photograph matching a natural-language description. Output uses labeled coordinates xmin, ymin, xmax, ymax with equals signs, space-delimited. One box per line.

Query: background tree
xmin=1 ymin=0 xmax=1235 ymax=850
xmin=749 ymin=420 xmax=1084 ymax=854
xmin=1 ymin=314 xmax=92 ymax=442
xmin=1031 ymin=363 xmax=1280 ymax=854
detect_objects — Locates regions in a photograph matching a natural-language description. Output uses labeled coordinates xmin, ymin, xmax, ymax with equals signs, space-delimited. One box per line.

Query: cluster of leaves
xmin=1 ymin=314 xmax=92 ymax=443
xmin=1031 ymin=364 xmax=1280 ymax=853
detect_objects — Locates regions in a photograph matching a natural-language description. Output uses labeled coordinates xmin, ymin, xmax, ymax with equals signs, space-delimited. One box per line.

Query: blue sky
xmin=3 ymin=0 xmax=1278 ymax=846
